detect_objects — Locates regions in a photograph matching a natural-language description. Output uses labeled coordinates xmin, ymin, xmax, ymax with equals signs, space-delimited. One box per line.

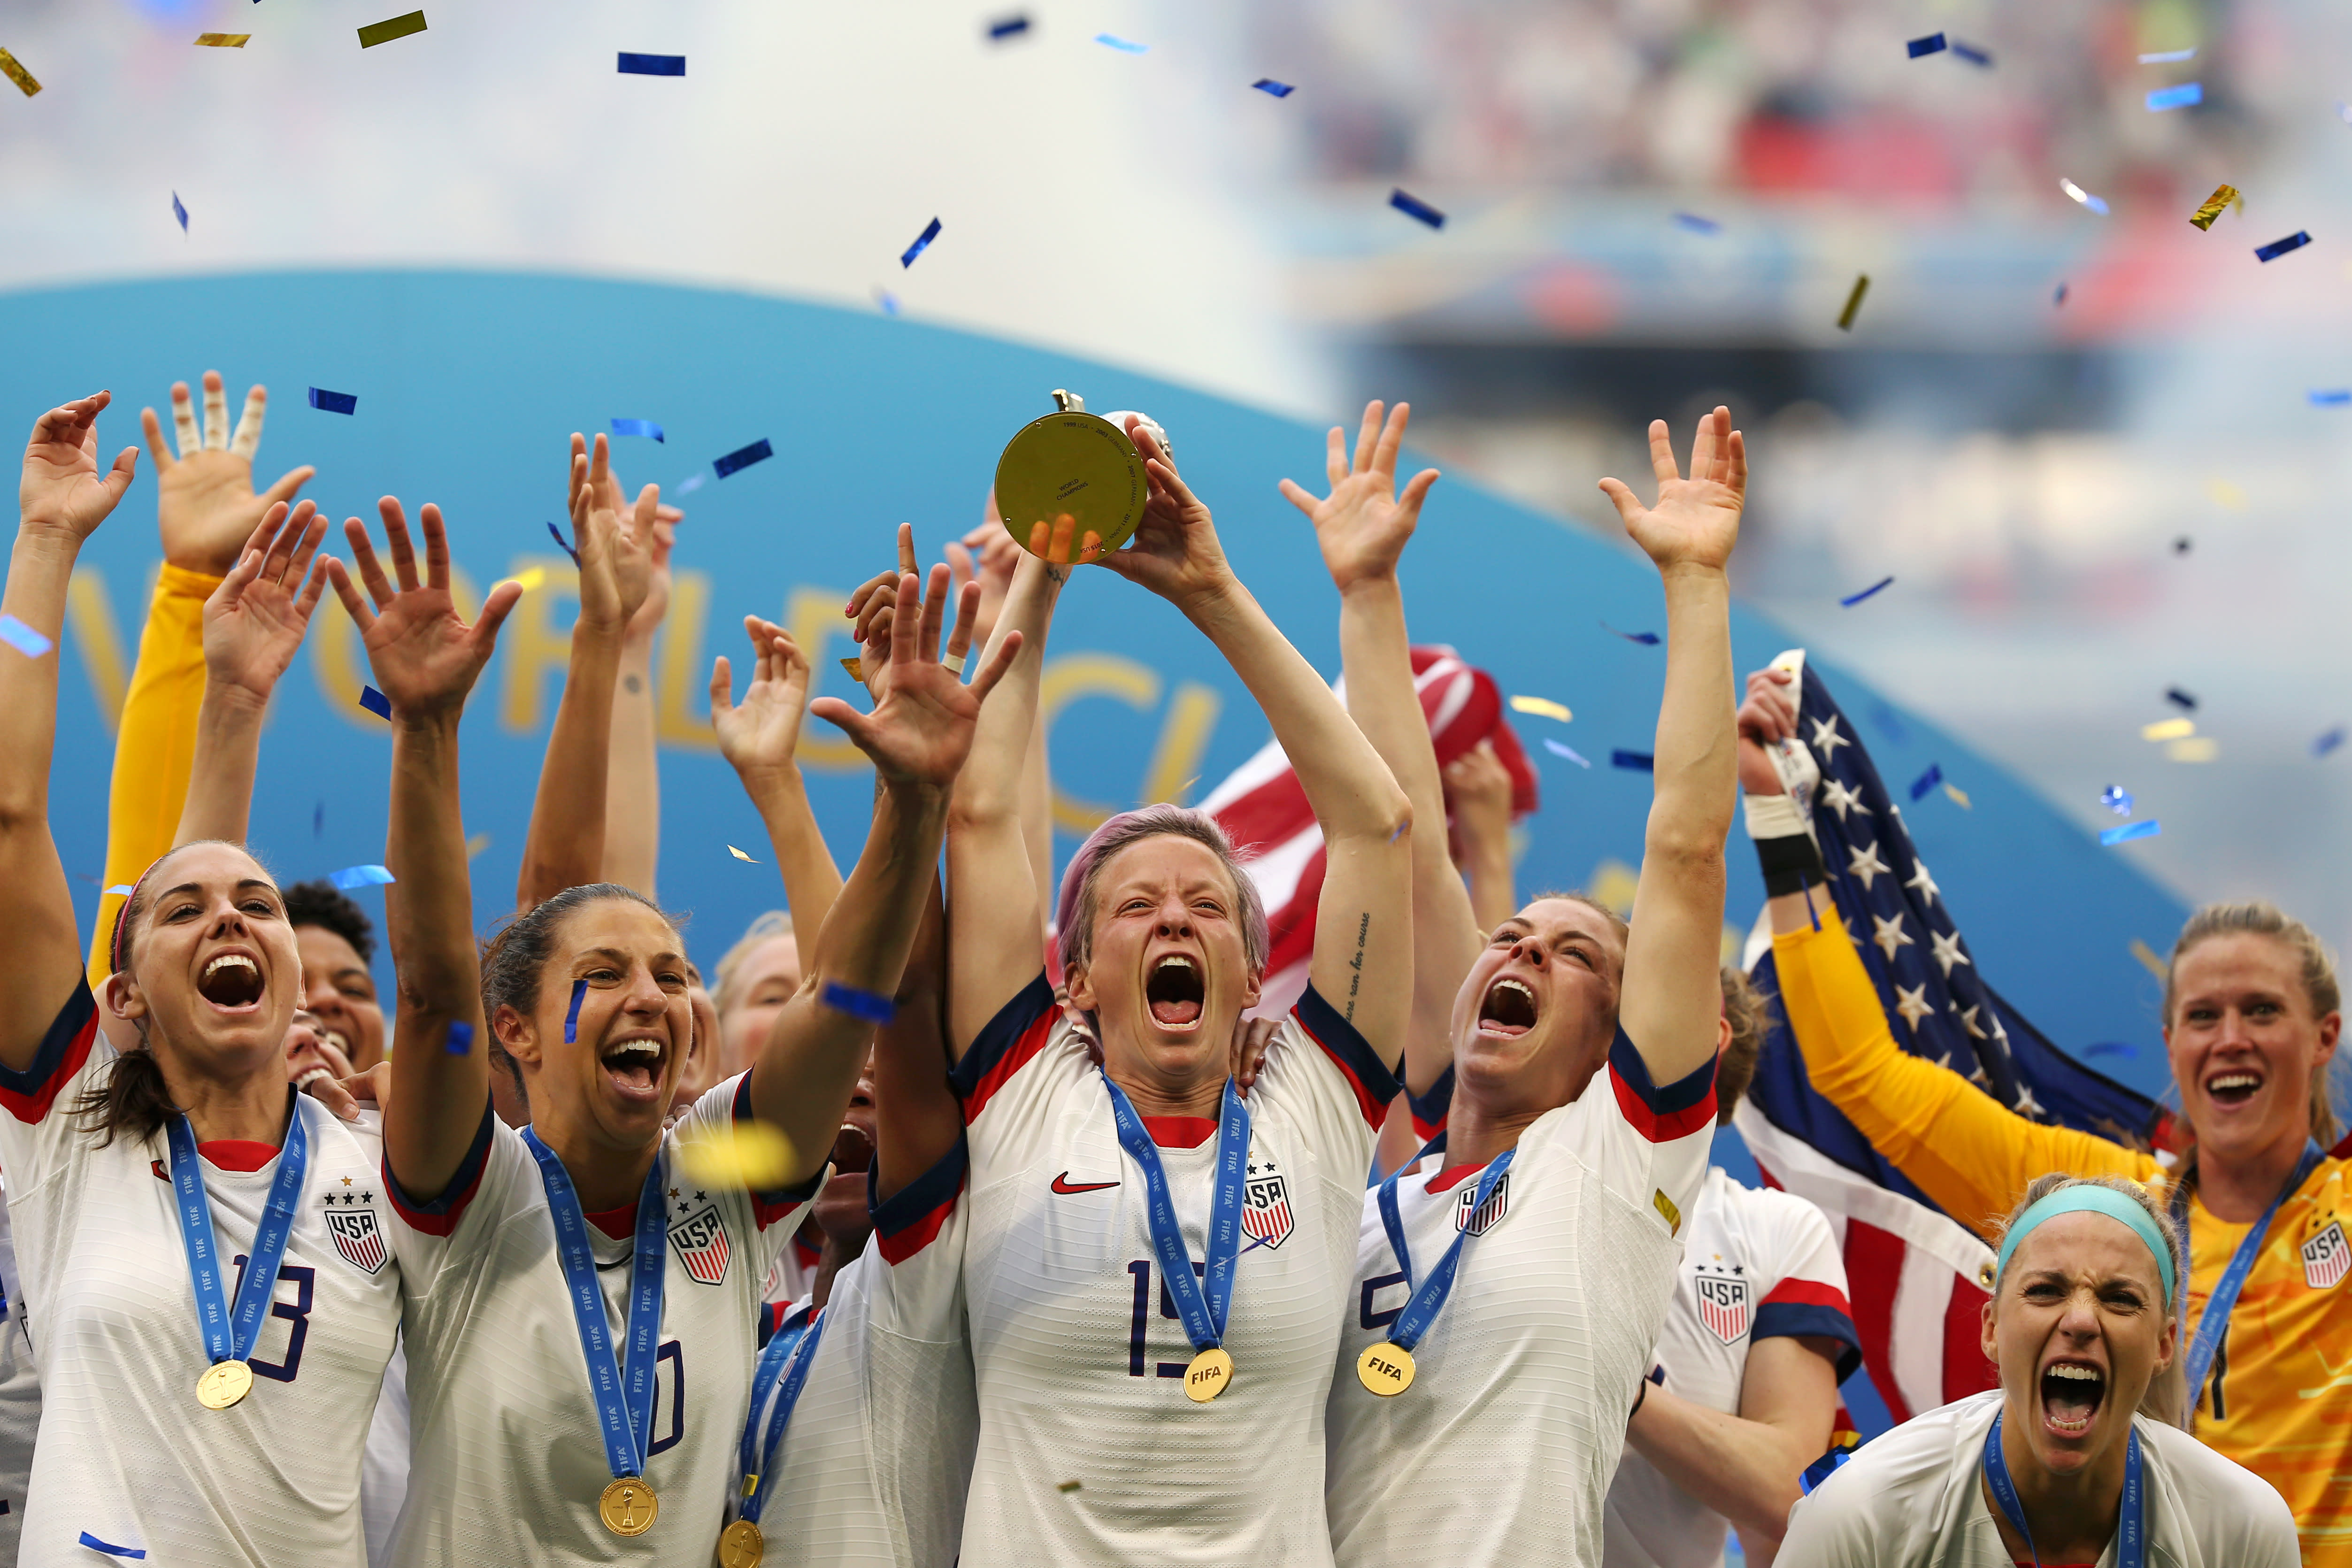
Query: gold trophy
xmin=993 ymin=390 xmax=1167 ymax=564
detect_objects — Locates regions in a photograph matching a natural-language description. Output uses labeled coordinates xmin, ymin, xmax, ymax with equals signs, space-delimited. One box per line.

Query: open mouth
xmin=197 ymin=953 xmax=265 ymax=1011
xmin=830 ymin=1121 xmax=876 ymax=1175
xmin=1477 ymin=976 xmax=1538 ymax=1038
xmin=2040 ymin=1360 xmax=2105 ymax=1436
xmin=2205 ymin=1069 xmax=2264 ymax=1107
xmin=600 ymin=1036 xmax=666 ymax=1097
xmin=1145 ymin=954 xmax=1204 ymax=1029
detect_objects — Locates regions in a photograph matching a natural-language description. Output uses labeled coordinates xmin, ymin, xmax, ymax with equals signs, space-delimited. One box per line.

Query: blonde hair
xmin=713 ymin=910 xmax=795 ymax=1020
xmin=1991 ymin=1173 xmax=2186 ymax=1428
xmin=1715 ymin=965 xmax=1773 ymax=1125
xmin=2161 ymin=901 xmax=2345 ymax=1147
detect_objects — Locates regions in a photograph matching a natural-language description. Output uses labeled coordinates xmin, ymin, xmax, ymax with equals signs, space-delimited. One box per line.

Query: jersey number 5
xmin=1125 ymin=1259 xmax=1207 ymax=1378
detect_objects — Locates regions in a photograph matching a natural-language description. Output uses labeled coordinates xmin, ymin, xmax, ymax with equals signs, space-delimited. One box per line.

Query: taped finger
xmin=171 ymin=383 xmax=200 ymax=459
xmin=203 ymin=375 xmax=229 ymax=450
xmin=229 ymin=386 xmax=266 ymax=458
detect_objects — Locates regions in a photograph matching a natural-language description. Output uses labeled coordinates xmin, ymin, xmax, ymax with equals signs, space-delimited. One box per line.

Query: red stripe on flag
xmin=1842 ymin=1219 xmax=1914 ymax=1424
xmin=1942 ymin=1268 xmax=1999 ymax=1399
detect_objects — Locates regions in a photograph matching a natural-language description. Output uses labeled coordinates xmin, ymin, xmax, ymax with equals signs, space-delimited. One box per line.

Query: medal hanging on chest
xmin=1358 ymin=1149 xmax=1515 ymax=1397
xmin=163 ymin=1097 xmax=311 ymax=1410
xmin=722 ymin=1304 xmax=830 ymax=1566
xmin=523 ymin=1129 xmax=668 ymax=1536
xmin=1103 ymin=1075 xmax=1251 ymax=1403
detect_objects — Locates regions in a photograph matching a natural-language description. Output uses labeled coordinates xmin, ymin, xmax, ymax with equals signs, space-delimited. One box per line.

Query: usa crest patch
xmin=1454 ymin=1171 xmax=1509 ymax=1236
xmin=2304 ymin=1221 xmax=2349 ymax=1291
xmin=668 ymin=1203 xmax=732 ymax=1285
xmin=326 ymin=1207 xmax=388 ymax=1276
xmin=1243 ymin=1158 xmax=1294 ymax=1251
xmin=1696 ymin=1272 xmax=1750 ymax=1344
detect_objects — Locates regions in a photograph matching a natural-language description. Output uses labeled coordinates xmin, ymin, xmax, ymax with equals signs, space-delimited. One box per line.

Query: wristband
xmin=1752 ymin=829 xmax=1825 ymax=899
xmin=1741 ymin=790 xmax=1807 ymax=839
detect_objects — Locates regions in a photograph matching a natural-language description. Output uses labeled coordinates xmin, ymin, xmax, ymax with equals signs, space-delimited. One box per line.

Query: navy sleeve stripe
xmin=868 ymin=1133 xmax=968 ymax=1237
xmin=383 ymin=1098 xmax=496 ymax=1234
xmin=1754 ymin=1300 xmax=1864 ymax=1382
xmin=0 ymin=977 xmax=97 ymax=1123
xmin=1295 ymin=984 xmax=1402 ymax=1116
xmin=1406 ymin=1062 xmax=1455 ymax=1135
xmin=950 ymin=971 xmax=1058 ymax=1116
xmin=1607 ymin=1027 xmax=1717 ymax=1116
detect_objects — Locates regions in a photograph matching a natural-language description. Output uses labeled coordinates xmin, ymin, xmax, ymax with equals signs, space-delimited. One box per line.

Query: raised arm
xmin=173 ymin=502 xmax=330 ymax=845
xmin=3 ymin=393 xmax=138 ymax=1064
xmin=1625 ymin=1334 xmax=1841 ymax=1561
xmin=1108 ymin=425 xmax=1414 ymax=1057
xmin=1282 ymin=399 xmax=1466 ymax=1091
xmin=746 ymin=565 xmax=1021 ymax=1178
xmin=1445 ymin=741 xmax=1519 ymax=932
xmin=514 ymin=434 xmax=653 ymax=910
xmin=603 ymin=499 xmax=681 ymax=898
xmin=945 ymin=540 xmax=1065 ymax=1055
xmin=1599 ymin=408 xmax=1743 ymax=1085
xmin=711 ymin=616 xmax=844 ymax=961
xmin=872 ymin=875 xmax=961 ymax=1200
xmin=331 ymin=499 xmax=521 ymax=1199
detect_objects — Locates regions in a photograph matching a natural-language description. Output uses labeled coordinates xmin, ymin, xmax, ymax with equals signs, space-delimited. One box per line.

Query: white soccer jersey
xmin=750 ymin=1140 xmax=978 ymax=1567
xmin=1781 ymin=1388 xmax=2300 ymax=1567
xmin=0 ymin=1170 xmax=39 ymax=1564
xmin=383 ymin=1070 xmax=822 ymax=1567
xmin=1325 ymin=1029 xmax=1718 ymax=1568
xmin=950 ymin=974 xmax=1398 ymax=1567
xmin=761 ymin=1223 xmax=823 ymax=1307
xmin=1603 ymin=1166 xmax=1861 ymax=1568
xmin=360 ymin=1339 xmax=409 ymax=1568
xmin=0 ymin=981 xmax=402 ymax=1567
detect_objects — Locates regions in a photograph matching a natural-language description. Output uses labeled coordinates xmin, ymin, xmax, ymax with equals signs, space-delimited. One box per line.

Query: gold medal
xmin=715 ymin=1517 xmax=764 ymax=1567
xmin=196 ymin=1358 xmax=254 ymax=1410
xmin=993 ymin=392 xmax=1148 ymax=565
xmin=598 ymin=1476 xmax=658 ymax=1536
xmin=1356 ymin=1342 xmax=1415 ymax=1397
xmin=1182 ymin=1346 xmax=1233 ymax=1403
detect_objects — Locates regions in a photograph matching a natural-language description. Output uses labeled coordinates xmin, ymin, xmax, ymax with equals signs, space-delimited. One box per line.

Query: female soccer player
xmin=1739 ymin=664 xmax=2352 ymax=1565
xmin=1780 ymin=1174 xmax=2298 ymax=1564
xmin=940 ymin=427 xmax=1414 ymax=1564
xmin=356 ymin=453 xmax=1018 ymax=1562
xmin=1309 ymin=404 xmax=1743 ymax=1568
xmin=0 ymin=391 xmax=407 ymax=1566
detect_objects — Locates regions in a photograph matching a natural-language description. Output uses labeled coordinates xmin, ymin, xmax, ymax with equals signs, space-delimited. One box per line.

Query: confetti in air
xmin=1839 ymin=575 xmax=1895 ymax=606
xmin=900 ymin=217 xmax=942 ymax=268
xmin=2059 ymin=178 xmax=2110 ymax=215
xmin=1508 ymin=695 xmax=1572 ymax=723
xmin=0 ymin=615 xmax=54 ymax=658
xmin=715 ymin=438 xmax=774 ymax=478
xmin=2140 ymin=718 xmax=2194 ymax=742
xmin=1389 ymin=189 xmax=1446 ymax=229
xmin=2100 ymin=820 xmax=2161 ymax=846
xmin=359 ymin=685 xmax=392 ymax=719
xmin=1908 ymin=765 xmax=1943 ymax=801
xmin=2189 ymin=184 xmax=2238 ymax=230
xmin=0 ymin=47 xmax=41 ymax=96
xmin=988 ymin=15 xmax=1030 ymax=40
xmin=1836 ymin=274 xmax=1869 ymax=331
xmin=2255 ymin=231 xmax=2311 ymax=262
xmin=173 ymin=193 xmax=189 ymax=233
xmin=729 ymin=845 xmax=758 ymax=862
xmin=327 ymin=864 xmax=396 ymax=891
xmin=194 ymin=33 xmax=250 ymax=47
xmin=2145 ymin=82 xmax=2202 ymax=111
xmin=2138 ymin=48 xmax=2196 ymax=63
xmin=1543 ymin=738 xmax=1591 ymax=767
xmin=1906 ymin=33 xmax=1946 ymax=57
xmin=2100 ymin=785 xmax=2134 ymax=815
xmin=2317 ymin=727 xmax=2347 ymax=758
xmin=616 ymin=53 xmax=685 ymax=76
xmin=611 ymin=418 xmax=663 ymax=441
xmin=1611 ymin=749 xmax=1654 ymax=772
xmin=307 ymin=387 xmax=358 ymax=415
xmin=357 ymin=10 xmax=427 ymax=48
xmin=1253 ymin=78 xmax=1294 ymax=97
xmin=1094 ymin=33 xmax=1148 ymax=53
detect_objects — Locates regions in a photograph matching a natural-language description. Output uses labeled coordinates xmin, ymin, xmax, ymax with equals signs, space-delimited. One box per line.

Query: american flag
xmin=326 ymin=1207 xmax=388 ymax=1275
xmin=1735 ymin=652 xmax=2168 ymax=1423
xmin=1203 ymin=646 xmax=1537 ymax=1018
xmin=1696 ymin=1273 xmax=1751 ymax=1345
xmin=667 ymin=1204 xmax=733 ymax=1286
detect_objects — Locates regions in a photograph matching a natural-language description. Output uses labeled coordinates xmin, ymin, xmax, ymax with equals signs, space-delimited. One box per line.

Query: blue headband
xmin=1993 ymin=1185 xmax=2176 ymax=1308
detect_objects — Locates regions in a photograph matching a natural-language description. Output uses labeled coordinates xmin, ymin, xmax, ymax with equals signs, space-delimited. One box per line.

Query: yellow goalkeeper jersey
xmin=1772 ymin=916 xmax=2352 ymax=1566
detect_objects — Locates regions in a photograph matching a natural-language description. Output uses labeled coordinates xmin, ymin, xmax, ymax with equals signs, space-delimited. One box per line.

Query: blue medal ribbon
xmin=1375 ymin=1147 xmax=1514 ymax=1352
xmin=736 ymin=1304 xmax=828 ymax=1526
xmin=1101 ymin=1075 xmax=1250 ymax=1354
xmin=2172 ymin=1138 xmax=2322 ymax=1414
xmin=1982 ymin=1410 xmax=2144 ymax=1568
xmin=163 ymin=1094 xmax=311 ymax=1376
xmin=523 ymin=1130 xmax=668 ymax=1487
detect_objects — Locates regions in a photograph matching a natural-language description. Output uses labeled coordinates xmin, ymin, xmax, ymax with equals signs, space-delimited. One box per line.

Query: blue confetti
xmin=1840 ymin=575 xmax=1896 ymax=607
xmin=2165 ymin=686 xmax=2197 ymax=711
xmin=1602 ymin=623 xmax=1661 ymax=645
xmin=2145 ymin=82 xmax=2202 ymax=112
xmin=2100 ymin=785 xmax=2134 ymax=815
xmin=876 ymin=291 xmax=901 ymax=316
xmin=78 ymin=1535 xmax=146 ymax=1560
xmin=2054 ymin=282 xmax=2069 ymax=306
xmin=900 ymin=216 xmax=942 ymax=268
xmin=1673 ymin=212 xmax=1721 ymax=234
xmin=2084 ymin=1041 xmax=2137 ymax=1058
xmin=1908 ymin=764 xmax=1943 ymax=801
xmin=104 ymin=884 xmax=134 ymax=896
xmin=2138 ymin=48 xmax=2196 ymax=63
xmin=1389 ymin=188 xmax=1445 ymax=229
xmin=676 ymin=473 xmax=706 ymax=495
xmin=1611 ymin=749 xmax=1654 ymax=772
xmin=445 ymin=1020 xmax=473 ymax=1055
xmin=1253 ymin=78 xmax=1294 ymax=97
xmin=1094 ymin=32 xmax=1147 ymax=52
xmin=715 ymin=438 xmax=774 ymax=479
xmin=821 ymin=980 xmax=898 ymax=1023
xmin=564 ymin=978 xmax=586 ymax=1043
xmin=988 ymin=15 xmax=1030 ymax=39
xmin=2316 ymin=726 xmax=2346 ymax=758
xmin=171 ymin=193 xmax=188 ymax=234
xmin=0 ymin=615 xmax=53 ymax=658
xmin=308 ymin=387 xmax=358 ymax=415
xmin=359 ymin=685 xmax=392 ymax=720
xmin=2100 ymin=820 xmax=2161 ymax=846
xmin=1949 ymin=40 xmax=1992 ymax=66
xmin=617 ymin=52 xmax=684 ymax=76
xmin=1906 ymin=33 xmax=1946 ymax=57
xmin=327 ymin=863 xmax=396 ymax=891
xmin=1871 ymin=703 xmax=1909 ymax=742
xmin=610 ymin=418 xmax=664 ymax=441
xmin=1543 ymin=738 xmax=1591 ymax=768
xmin=2312 ymin=390 xmax=2352 ymax=407
xmin=1799 ymin=1445 xmax=1855 ymax=1496
xmin=546 ymin=520 xmax=580 ymax=566
xmin=2256 ymin=231 xmax=2311 ymax=263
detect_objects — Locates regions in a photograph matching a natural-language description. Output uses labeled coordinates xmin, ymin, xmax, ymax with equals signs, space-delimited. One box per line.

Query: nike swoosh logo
xmin=1051 ymin=1172 xmax=1120 ymax=1195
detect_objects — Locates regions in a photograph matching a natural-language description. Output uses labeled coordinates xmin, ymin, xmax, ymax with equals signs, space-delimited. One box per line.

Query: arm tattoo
xmin=1345 ymin=911 xmax=1369 ymax=1020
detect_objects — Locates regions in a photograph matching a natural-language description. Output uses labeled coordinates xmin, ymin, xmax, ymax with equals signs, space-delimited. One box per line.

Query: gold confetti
xmin=0 ymin=47 xmax=40 ymax=97
xmin=357 ymin=10 xmax=427 ymax=48
xmin=512 ymin=566 xmax=547 ymax=592
xmin=2167 ymin=736 xmax=2219 ymax=762
xmin=1942 ymin=783 xmax=1972 ymax=809
xmin=675 ymin=1120 xmax=797 ymax=1189
xmin=464 ymin=832 xmax=492 ymax=859
xmin=1653 ymin=1186 xmax=1682 ymax=1235
xmin=839 ymin=656 xmax=864 ymax=683
xmin=1508 ymin=695 xmax=1573 ymax=723
xmin=2140 ymin=717 xmax=2195 ymax=742
xmin=728 ymin=845 xmax=758 ymax=862
xmin=2129 ymin=938 xmax=2167 ymax=981
xmin=1057 ymin=1480 xmax=1083 ymax=1494
xmin=1836 ymin=274 xmax=1869 ymax=332
xmin=2189 ymin=183 xmax=2238 ymax=231
xmin=194 ymin=32 xmax=251 ymax=47
xmin=2205 ymin=477 xmax=2247 ymax=511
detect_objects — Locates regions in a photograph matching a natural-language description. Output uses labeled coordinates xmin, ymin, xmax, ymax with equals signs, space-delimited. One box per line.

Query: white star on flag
xmin=1809 ymin=715 xmax=1850 ymax=758
xmin=1820 ymin=776 xmax=1870 ymax=822
xmin=1847 ymin=841 xmax=1892 ymax=891
xmin=1955 ymin=1002 xmax=1987 ymax=1039
xmin=1930 ymin=929 xmax=1971 ymax=977
xmin=1872 ymin=914 xmax=1914 ymax=961
xmin=1893 ymin=984 xmax=1933 ymax=1031
xmin=1905 ymin=859 xmax=1940 ymax=906
xmin=2014 ymin=1085 xmax=2045 ymax=1120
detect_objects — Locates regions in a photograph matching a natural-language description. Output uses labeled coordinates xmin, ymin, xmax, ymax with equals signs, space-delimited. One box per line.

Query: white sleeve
xmin=864 ymin=1135 xmax=968 ymax=1342
xmin=1550 ymin=1023 xmax=1717 ymax=1239
xmin=1772 ymin=1460 xmax=1890 ymax=1568
xmin=1753 ymin=1191 xmax=1863 ymax=1381
xmin=676 ymin=1070 xmax=830 ymax=1281
xmin=0 ymin=977 xmax=108 ymax=1202
xmin=1248 ymin=984 xmax=1400 ymax=1174
xmin=381 ymin=1102 xmax=531 ymax=1302
xmin=948 ymin=972 xmax=1089 ymax=1187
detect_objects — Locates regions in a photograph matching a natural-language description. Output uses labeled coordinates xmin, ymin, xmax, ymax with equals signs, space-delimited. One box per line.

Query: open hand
xmin=327 ymin=498 xmax=522 ymax=721
xmin=1598 ymin=407 xmax=1744 ymax=576
xmin=711 ymin=617 xmax=816 ymax=778
xmin=1098 ymin=422 xmax=1236 ymax=612
xmin=204 ymin=501 xmax=331 ymax=702
xmin=1279 ymin=400 xmax=1440 ymax=592
xmin=141 ymin=372 xmax=314 ymax=576
xmin=20 ymin=392 xmax=138 ymax=543
xmin=948 ymin=517 xmax=1023 ymax=646
xmin=568 ymin=433 xmax=656 ymax=635
xmin=810 ymin=565 xmax=1022 ymax=793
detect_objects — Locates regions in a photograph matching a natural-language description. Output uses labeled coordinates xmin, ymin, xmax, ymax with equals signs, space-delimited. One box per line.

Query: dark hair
xmin=282 ymin=880 xmax=378 ymax=964
xmin=82 ymin=839 xmax=272 ymax=1147
xmin=479 ymin=884 xmax=677 ymax=1102
xmin=1715 ymin=965 xmax=1773 ymax=1125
